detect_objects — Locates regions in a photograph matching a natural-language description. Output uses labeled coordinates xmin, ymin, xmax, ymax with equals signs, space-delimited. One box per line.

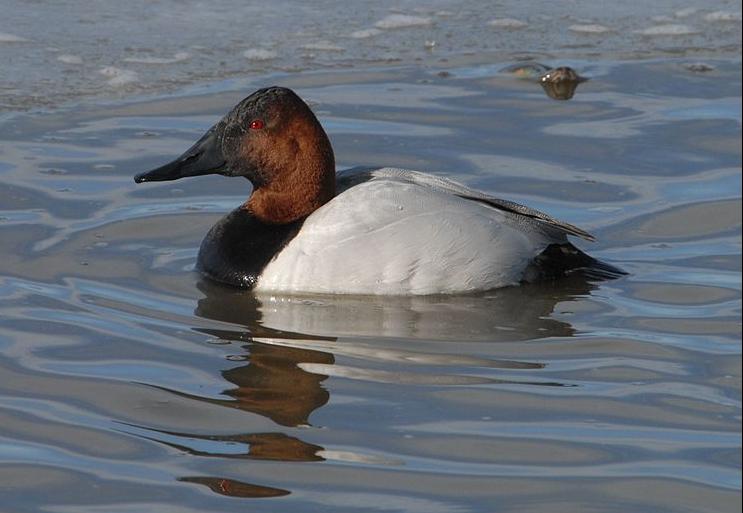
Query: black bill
xmin=134 ymin=125 xmax=227 ymax=183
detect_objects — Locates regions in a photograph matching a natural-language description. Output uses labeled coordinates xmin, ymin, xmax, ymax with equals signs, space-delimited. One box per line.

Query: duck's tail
xmin=525 ymin=243 xmax=626 ymax=283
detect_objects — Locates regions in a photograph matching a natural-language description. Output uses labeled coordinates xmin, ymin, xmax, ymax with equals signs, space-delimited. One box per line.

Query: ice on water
xmin=0 ymin=0 xmax=741 ymax=111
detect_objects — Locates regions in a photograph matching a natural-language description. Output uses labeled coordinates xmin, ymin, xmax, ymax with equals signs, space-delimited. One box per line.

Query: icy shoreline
xmin=1 ymin=0 xmax=740 ymax=113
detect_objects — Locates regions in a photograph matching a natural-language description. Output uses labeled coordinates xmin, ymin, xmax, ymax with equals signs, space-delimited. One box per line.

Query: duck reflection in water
xmin=141 ymin=275 xmax=602 ymax=498
xmin=134 ymin=297 xmax=330 ymax=497
xmin=195 ymin=284 xmax=334 ymax=429
xmin=140 ymin=292 xmax=331 ymax=463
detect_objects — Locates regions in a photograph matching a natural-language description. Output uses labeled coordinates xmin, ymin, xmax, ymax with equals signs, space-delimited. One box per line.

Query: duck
xmin=134 ymin=86 xmax=621 ymax=295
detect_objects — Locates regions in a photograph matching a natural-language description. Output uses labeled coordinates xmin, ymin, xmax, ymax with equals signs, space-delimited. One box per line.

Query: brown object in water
xmin=539 ymin=66 xmax=588 ymax=100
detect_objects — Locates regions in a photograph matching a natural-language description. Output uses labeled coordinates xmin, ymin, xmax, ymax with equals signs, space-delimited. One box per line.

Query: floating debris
xmin=502 ymin=62 xmax=587 ymax=100
xmin=539 ymin=66 xmax=588 ymax=100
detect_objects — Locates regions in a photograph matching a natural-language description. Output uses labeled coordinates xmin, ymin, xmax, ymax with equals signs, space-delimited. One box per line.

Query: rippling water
xmin=0 ymin=59 xmax=741 ymax=512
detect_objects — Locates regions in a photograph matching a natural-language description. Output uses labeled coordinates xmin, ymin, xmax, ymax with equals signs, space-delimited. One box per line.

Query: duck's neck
xmin=246 ymin=131 xmax=335 ymax=225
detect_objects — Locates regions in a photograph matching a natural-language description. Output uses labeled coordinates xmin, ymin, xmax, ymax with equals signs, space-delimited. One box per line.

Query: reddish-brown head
xmin=135 ymin=87 xmax=336 ymax=224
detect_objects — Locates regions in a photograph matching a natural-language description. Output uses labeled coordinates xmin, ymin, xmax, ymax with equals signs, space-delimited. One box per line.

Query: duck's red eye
xmin=249 ymin=119 xmax=264 ymax=130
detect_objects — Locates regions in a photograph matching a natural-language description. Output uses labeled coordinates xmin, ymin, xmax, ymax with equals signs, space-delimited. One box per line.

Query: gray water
xmin=1 ymin=0 xmax=741 ymax=111
xmin=1 ymin=2 xmax=742 ymax=513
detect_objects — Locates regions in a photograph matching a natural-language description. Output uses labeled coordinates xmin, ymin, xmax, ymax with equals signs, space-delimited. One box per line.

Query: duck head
xmin=134 ymin=87 xmax=336 ymax=224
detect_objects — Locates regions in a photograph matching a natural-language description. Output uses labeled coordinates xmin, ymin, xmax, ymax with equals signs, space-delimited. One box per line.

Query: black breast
xmin=196 ymin=208 xmax=304 ymax=288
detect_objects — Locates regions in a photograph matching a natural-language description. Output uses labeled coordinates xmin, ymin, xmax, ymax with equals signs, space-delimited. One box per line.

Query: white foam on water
xmin=0 ymin=32 xmax=28 ymax=43
xmin=374 ymin=14 xmax=432 ymax=29
xmin=301 ymin=41 xmax=345 ymax=52
xmin=123 ymin=52 xmax=191 ymax=64
xmin=488 ymin=18 xmax=528 ymax=29
xmin=98 ymin=66 xmax=139 ymax=87
xmin=637 ymin=24 xmax=699 ymax=36
xmin=242 ymin=48 xmax=278 ymax=61
xmin=569 ymin=24 xmax=612 ymax=34
xmin=57 ymin=54 xmax=83 ymax=65
xmin=349 ymin=28 xmax=383 ymax=39
xmin=704 ymin=11 xmax=742 ymax=22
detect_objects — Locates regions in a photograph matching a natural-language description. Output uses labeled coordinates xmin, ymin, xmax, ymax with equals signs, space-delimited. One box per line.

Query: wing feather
xmin=337 ymin=167 xmax=595 ymax=242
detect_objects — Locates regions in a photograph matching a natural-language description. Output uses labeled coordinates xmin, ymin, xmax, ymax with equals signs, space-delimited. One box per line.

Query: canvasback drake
xmin=134 ymin=86 xmax=620 ymax=295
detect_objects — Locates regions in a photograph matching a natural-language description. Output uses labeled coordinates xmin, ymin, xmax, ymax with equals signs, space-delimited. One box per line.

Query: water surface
xmin=0 ymin=58 xmax=741 ymax=512
xmin=2 ymin=0 xmax=741 ymax=111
